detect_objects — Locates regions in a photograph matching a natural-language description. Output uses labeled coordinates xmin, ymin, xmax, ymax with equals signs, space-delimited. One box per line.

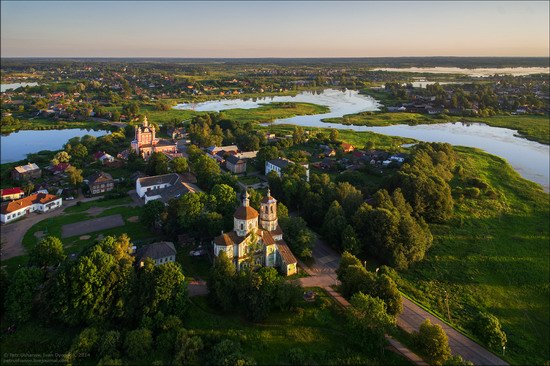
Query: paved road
xmin=61 ymin=214 xmax=125 ymax=238
xmin=301 ymin=237 xmax=508 ymax=366
xmin=399 ymin=297 xmax=508 ymax=365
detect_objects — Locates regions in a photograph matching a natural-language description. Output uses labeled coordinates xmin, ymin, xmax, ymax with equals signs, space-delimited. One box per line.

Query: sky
xmin=1 ymin=1 xmax=549 ymax=58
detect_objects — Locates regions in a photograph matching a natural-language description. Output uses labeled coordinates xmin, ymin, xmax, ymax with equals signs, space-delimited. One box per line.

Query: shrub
xmin=414 ymin=319 xmax=451 ymax=366
xmin=471 ymin=312 xmax=507 ymax=351
xmin=469 ymin=178 xmax=489 ymax=190
xmin=463 ymin=187 xmax=480 ymax=198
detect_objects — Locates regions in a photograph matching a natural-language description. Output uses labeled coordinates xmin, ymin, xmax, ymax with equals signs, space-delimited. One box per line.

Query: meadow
xmin=396 ymin=147 xmax=549 ymax=365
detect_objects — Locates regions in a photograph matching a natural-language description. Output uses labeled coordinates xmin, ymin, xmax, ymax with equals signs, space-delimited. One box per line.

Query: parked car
xmin=65 ymin=196 xmax=75 ymax=200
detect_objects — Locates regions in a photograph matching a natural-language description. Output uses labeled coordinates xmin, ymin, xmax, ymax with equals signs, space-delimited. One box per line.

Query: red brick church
xmin=131 ymin=117 xmax=177 ymax=159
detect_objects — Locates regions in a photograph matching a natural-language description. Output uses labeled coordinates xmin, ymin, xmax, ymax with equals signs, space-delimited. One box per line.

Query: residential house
xmin=427 ymin=108 xmax=444 ymax=115
xmin=1 ymin=193 xmax=62 ymax=224
xmin=212 ymin=190 xmax=297 ymax=276
xmin=389 ymin=154 xmax=407 ymax=164
xmin=265 ymin=158 xmax=309 ymax=182
xmin=135 ymin=241 xmax=177 ymax=267
xmin=136 ymin=173 xmax=202 ymax=204
xmin=51 ymin=162 xmax=71 ymax=174
xmin=12 ymin=163 xmax=41 ymax=181
xmin=341 ymin=143 xmax=355 ymax=153
xmin=87 ymin=171 xmax=115 ymax=195
xmin=319 ymin=158 xmax=337 ymax=170
xmin=226 ymin=155 xmax=247 ymax=174
xmin=167 ymin=127 xmax=187 ymax=140
xmin=1 ymin=187 xmax=24 ymax=201
xmin=207 ymin=145 xmax=239 ymax=156
xmin=99 ymin=153 xmax=115 ymax=164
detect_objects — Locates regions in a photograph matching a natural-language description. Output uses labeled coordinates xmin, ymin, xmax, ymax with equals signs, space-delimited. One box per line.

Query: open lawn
xmin=396 ymin=147 xmax=549 ymax=365
xmin=223 ymin=102 xmax=330 ymax=124
xmin=257 ymin=124 xmax=416 ymax=151
xmin=1 ymin=204 xmax=158 ymax=275
xmin=126 ymin=101 xmax=329 ymax=126
xmin=184 ymin=289 xmax=408 ymax=365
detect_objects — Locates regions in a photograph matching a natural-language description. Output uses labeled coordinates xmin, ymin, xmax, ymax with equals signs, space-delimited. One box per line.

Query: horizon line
xmin=2 ymin=56 xmax=549 ymax=59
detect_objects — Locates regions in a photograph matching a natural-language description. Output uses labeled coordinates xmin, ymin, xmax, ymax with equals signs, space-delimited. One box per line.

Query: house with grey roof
xmin=135 ymin=241 xmax=177 ymax=267
xmin=265 ymin=158 xmax=309 ymax=182
xmin=136 ymin=173 xmax=202 ymax=204
xmin=226 ymin=155 xmax=247 ymax=174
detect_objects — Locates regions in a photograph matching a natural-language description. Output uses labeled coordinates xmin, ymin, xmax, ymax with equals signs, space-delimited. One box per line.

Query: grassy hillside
xmin=397 ymin=147 xmax=549 ymax=365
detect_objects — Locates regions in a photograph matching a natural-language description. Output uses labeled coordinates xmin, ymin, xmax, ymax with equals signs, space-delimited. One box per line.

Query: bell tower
xmin=260 ymin=189 xmax=278 ymax=232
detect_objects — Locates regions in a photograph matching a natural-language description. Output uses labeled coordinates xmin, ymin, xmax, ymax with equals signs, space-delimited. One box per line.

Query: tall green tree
xmin=66 ymin=166 xmax=84 ymax=187
xmin=323 ymin=200 xmax=347 ymax=249
xmin=133 ymin=260 xmax=187 ymax=319
xmin=211 ymin=184 xmax=237 ymax=215
xmin=29 ymin=236 xmax=66 ymax=269
xmin=49 ymin=235 xmax=135 ymax=325
xmin=341 ymin=225 xmax=360 ymax=255
xmin=208 ymin=251 xmax=237 ymax=312
xmin=145 ymin=152 xmax=169 ymax=176
xmin=4 ymin=267 xmax=42 ymax=324
xmin=140 ymin=200 xmax=166 ymax=230
xmin=191 ymin=154 xmax=221 ymax=188
xmin=415 ymin=319 xmax=451 ymax=366
xmin=347 ymin=292 xmax=395 ymax=353
xmin=169 ymin=157 xmax=189 ymax=174
xmin=471 ymin=312 xmax=507 ymax=351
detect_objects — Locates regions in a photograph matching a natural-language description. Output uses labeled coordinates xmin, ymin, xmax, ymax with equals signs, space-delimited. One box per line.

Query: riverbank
xmin=0 ymin=117 xmax=113 ymax=135
xmin=322 ymin=112 xmax=550 ymax=145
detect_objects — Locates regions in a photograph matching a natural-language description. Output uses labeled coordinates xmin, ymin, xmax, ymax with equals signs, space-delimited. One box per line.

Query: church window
xmin=270 ymin=206 xmax=274 ymax=213
xmin=240 ymin=223 xmax=244 ymax=230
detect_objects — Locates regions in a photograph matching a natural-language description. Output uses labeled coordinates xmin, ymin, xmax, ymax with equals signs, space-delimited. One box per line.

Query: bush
xmin=471 ymin=312 xmax=507 ymax=351
xmin=124 ymin=329 xmax=152 ymax=360
xmin=469 ymin=178 xmax=489 ymax=190
xmin=414 ymin=319 xmax=451 ymax=366
xmin=463 ymin=187 xmax=481 ymax=198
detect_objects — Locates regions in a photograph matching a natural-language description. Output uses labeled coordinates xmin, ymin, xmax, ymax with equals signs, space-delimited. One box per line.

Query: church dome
xmin=234 ymin=206 xmax=259 ymax=220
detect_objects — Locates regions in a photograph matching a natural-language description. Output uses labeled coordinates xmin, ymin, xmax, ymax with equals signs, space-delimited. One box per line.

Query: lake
xmin=1 ymin=82 xmax=39 ymax=92
xmin=175 ymin=89 xmax=549 ymax=191
xmin=372 ymin=67 xmax=550 ymax=77
xmin=174 ymin=89 xmax=382 ymax=115
xmin=1 ymin=129 xmax=109 ymax=164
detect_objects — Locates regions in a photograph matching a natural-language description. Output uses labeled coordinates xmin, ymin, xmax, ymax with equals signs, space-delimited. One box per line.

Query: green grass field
xmin=223 ymin=102 xmax=329 ymax=124
xmin=136 ymin=102 xmax=329 ymax=126
xmin=396 ymin=147 xmax=549 ymax=365
xmin=1 ymin=203 xmax=158 ymax=275
xmin=258 ymin=124 xmax=416 ymax=151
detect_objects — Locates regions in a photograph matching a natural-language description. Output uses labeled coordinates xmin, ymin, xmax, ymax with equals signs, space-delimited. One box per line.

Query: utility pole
xmin=444 ymin=290 xmax=451 ymax=320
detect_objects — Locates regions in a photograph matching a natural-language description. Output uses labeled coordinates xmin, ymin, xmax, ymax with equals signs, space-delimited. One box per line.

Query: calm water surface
xmin=176 ymin=89 xmax=549 ymax=191
xmin=372 ymin=67 xmax=550 ymax=77
xmin=1 ymin=129 xmax=109 ymax=164
xmin=1 ymin=82 xmax=39 ymax=92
